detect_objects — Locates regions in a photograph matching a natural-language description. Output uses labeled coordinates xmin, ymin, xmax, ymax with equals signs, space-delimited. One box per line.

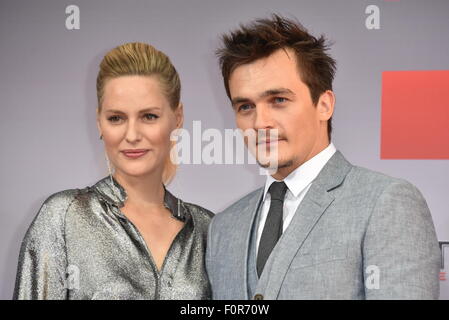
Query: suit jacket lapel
xmin=258 ymin=151 xmax=353 ymax=299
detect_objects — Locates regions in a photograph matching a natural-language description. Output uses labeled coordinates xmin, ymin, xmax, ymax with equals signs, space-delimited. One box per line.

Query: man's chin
xmin=257 ymin=159 xmax=293 ymax=170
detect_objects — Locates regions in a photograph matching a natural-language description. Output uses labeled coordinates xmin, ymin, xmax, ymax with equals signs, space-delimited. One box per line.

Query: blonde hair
xmin=97 ymin=42 xmax=181 ymax=185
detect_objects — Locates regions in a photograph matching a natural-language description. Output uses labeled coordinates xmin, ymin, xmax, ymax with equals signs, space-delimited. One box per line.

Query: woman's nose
xmin=125 ymin=121 xmax=142 ymax=143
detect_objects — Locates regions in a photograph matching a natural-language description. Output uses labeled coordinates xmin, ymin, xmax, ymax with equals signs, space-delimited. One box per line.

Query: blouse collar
xmin=92 ymin=175 xmax=187 ymax=222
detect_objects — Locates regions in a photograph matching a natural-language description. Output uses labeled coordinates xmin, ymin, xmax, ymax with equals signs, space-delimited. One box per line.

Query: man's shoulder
xmin=349 ymin=164 xmax=409 ymax=185
xmin=346 ymin=164 xmax=421 ymax=200
xmin=212 ymin=187 xmax=263 ymax=224
xmin=223 ymin=187 xmax=263 ymax=213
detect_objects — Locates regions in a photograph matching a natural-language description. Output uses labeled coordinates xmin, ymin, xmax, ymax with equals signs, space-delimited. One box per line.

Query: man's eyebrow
xmin=231 ymin=88 xmax=295 ymax=107
xmin=260 ymin=88 xmax=295 ymax=98
xmin=231 ymin=97 xmax=251 ymax=107
xmin=104 ymin=107 xmax=161 ymax=113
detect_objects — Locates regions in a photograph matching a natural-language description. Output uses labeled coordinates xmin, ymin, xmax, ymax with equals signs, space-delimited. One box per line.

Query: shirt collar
xmin=92 ymin=175 xmax=187 ymax=222
xmin=263 ymin=142 xmax=337 ymax=200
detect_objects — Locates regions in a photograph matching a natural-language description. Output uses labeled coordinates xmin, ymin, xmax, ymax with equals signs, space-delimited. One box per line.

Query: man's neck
xmin=271 ymin=141 xmax=331 ymax=180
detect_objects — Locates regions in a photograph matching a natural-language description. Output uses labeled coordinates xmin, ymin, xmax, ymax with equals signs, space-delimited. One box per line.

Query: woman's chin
xmin=117 ymin=166 xmax=159 ymax=178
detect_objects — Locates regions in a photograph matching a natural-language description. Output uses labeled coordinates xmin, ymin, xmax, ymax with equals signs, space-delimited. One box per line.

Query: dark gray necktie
xmin=257 ymin=181 xmax=288 ymax=277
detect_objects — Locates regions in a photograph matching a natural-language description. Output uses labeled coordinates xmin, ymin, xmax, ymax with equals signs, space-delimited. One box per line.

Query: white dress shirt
xmin=256 ymin=143 xmax=337 ymax=253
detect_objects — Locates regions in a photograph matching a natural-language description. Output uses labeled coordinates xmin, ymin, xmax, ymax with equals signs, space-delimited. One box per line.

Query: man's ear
xmin=317 ymin=90 xmax=335 ymax=121
xmin=175 ymin=103 xmax=184 ymax=129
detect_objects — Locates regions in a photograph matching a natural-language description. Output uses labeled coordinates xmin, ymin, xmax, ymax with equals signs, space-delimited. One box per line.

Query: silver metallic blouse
xmin=13 ymin=175 xmax=214 ymax=300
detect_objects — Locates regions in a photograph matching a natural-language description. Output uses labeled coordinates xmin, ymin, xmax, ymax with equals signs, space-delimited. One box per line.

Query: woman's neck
xmin=113 ymin=171 xmax=165 ymax=211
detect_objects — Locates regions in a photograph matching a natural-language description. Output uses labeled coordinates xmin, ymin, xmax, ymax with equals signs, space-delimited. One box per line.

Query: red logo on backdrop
xmin=381 ymin=70 xmax=449 ymax=159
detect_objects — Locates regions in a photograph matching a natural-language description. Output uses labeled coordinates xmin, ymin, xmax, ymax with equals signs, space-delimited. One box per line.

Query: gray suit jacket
xmin=206 ymin=151 xmax=440 ymax=299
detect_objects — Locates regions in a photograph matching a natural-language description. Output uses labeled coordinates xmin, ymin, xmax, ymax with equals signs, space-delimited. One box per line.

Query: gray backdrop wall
xmin=1 ymin=0 xmax=448 ymax=299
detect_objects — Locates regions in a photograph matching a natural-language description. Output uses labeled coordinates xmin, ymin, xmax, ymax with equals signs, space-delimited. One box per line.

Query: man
xmin=206 ymin=14 xmax=440 ymax=299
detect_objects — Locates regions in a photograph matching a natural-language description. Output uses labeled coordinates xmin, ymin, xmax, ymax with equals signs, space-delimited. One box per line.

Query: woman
xmin=13 ymin=42 xmax=213 ymax=299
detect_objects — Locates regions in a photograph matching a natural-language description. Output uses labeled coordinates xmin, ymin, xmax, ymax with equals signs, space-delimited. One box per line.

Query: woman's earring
xmin=99 ymin=134 xmax=103 ymax=140
xmin=104 ymin=152 xmax=115 ymax=187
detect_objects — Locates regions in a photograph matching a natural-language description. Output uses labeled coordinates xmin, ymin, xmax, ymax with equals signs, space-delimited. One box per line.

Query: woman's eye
xmin=144 ymin=113 xmax=159 ymax=120
xmin=107 ymin=115 xmax=122 ymax=123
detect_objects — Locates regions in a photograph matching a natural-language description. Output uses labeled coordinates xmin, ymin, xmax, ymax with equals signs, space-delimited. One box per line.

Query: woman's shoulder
xmin=21 ymin=188 xmax=82 ymax=248
xmin=43 ymin=188 xmax=81 ymax=206
xmin=38 ymin=185 xmax=95 ymax=217
xmin=182 ymin=201 xmax=214 ymax=224
xmin=26 ymin=184 xmax=97 ymax=237
xmin=36 ymin=188 xmax=80 ymax=220
xmin=163 ymin=188 xmax=214 ymax=226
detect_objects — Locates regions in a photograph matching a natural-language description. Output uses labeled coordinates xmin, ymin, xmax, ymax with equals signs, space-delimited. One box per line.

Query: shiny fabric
xmin=13 ymin=175 xmax=213 ymax=300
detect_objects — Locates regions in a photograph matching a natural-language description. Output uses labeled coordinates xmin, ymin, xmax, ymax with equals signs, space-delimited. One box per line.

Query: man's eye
xmin=107 ymin=115 xmax=122 ymax=123
xmin=144 ymin=113 xmax=159 ymax=120
xmin=274 ymin=97 xmax=287 ymax=103
xmin=238 ymin=104 xmax=253 ymax=112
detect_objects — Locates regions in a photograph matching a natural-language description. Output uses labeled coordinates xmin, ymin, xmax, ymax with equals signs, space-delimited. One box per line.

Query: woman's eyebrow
xmin=104 ymin=107 xmax=161 ymax=113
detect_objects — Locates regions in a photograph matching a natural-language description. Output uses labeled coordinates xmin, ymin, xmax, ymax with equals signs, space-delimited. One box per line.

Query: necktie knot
xmin=268 ymin=181 xmax=288 ymax=201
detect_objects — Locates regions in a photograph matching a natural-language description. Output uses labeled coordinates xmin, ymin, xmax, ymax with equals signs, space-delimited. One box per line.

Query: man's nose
xmin=254 ymin=105 xmax=274 ymax=130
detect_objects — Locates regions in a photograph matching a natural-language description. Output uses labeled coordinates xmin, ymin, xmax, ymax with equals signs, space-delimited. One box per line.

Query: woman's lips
xmin=121 ymin=150 xmax=149 ymax=159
